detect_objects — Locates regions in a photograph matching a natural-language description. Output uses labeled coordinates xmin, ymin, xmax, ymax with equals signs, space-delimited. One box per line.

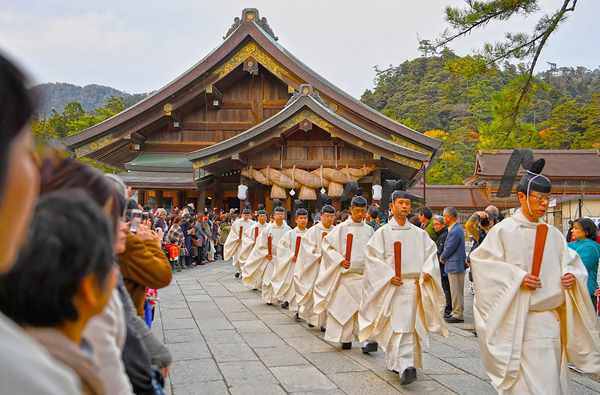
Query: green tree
xmin=433 ymin=0 xmax=579 ymax=140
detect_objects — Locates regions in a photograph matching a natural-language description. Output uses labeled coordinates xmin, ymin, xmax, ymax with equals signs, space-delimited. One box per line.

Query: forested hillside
xmin=35 ymin=83 xmax=150 ymax=114
xmin=361 ymin=49 xmax=600 ymax=184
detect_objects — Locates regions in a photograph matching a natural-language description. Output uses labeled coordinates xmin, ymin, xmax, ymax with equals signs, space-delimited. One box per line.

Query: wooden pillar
xmin=139 ymin=189 xmax=146 ymax=206
xmin=332 ymin=198 xmax=341 ymax=213
xmin=155 ymin=190 xmax=163 ymax=209
xmin=197 ymin=188 xmax=206 ymax=213
xmin=214 ymin=178 xmax=222 ymax=212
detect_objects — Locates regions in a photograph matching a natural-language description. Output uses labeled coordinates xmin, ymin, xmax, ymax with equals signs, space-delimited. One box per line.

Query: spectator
xmin=0 ymin=53 xmax=80 ymax=394
xmin=41 ymin=158 xmax=171 ymax=394
xmin=168 ymin=216 xmax=185 ymax=270
xmin=154 ymin=208 xmax=168 ymax=234
xmin=433 ymin=216 xmax=452 ymax=318
xmin=569 ymin=218 xmax=600 ymax=311
xmin=566 ymin=220 xmax=574 ymax=243
xmin=366 ymin=205 xmax=381 ymax=231
xmin=440 ymin=207 xmax=467 ymax=323
xmin=117 ymin=221 xmax=172 ymax=318
xmin=417 ymin=206 xmax=437 ymax=241
xmin=179 ymin=213 xmax=194 ymax=268
xmin=0 ymin=192 xmax=118 ymax=395
xmin=408 ymin=215 xmax=422 ymax=228
xmin=195 ymin=212 xmax=209 ymax=265
xmin=220 ymin=214 xmax=232 ymax=254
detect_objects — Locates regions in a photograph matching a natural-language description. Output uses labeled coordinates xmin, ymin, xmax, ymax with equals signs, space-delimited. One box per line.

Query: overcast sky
xmin=1 ymin=0 xmax=598 ymax=99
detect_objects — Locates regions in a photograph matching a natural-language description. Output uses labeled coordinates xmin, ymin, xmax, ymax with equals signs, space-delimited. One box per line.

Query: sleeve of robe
xmin=294 ymin=227 xmax=321 ymax=306
xmin=557 ymin=228 xmax=600 ymax=374
xmin=469 ymin=223 xmax=600 ymax=389
xmin=469 ymin=224 xmax=533 ymax=390
xmin=358 ymin=226 xmax=448 ymax=343
xmin=313 ymin=224 xmax=347 ymax=314
xmin=237 ymin=224 xmax=259 ymax=269
xmin=223 ymin=220 xmax=242 ymax=262
xmin=242 ymin=226 xmax=270 ymax=287
xmin=272 ymin=230 xmax=296 ymax=298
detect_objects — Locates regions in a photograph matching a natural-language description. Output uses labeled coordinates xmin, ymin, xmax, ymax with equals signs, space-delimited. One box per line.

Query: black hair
xmin=143 ymin=205 xmax=151 ymax=211
xmin=0 ymin=54 xmax=37 ymax=195
xmin=574 ymin=218 xmax=598 ymax=240
xmin=0 ymin=191 xmax=114 ymax=327
xmin=350 ymin=188 xmax=367 ymax=208
xmin=296 ymin=208 xmax=309 ymax=217
xmin=417 ymin=206 xmax=433 ymax=220
xmin=368 ymin=206 xmax=379 ymax=219
xmin=127 ymin=199 xmax=138 ymax=210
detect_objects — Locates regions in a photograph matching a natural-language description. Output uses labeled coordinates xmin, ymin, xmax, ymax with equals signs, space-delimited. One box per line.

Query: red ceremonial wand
xmin=394 ymin=242 xmax=402 ymax=278
xmin=531 ymin=225 xmax=548 ymax=277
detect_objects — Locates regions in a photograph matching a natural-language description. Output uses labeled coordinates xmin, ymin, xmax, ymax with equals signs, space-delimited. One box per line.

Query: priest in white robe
xmin=272 ymin=207 xmax=309 ymax=313
xmin=358 ymin=187 xmax=448 ymax=385
xmin=224 ymin=204 xmax=255 ymax=277
xmin=313 ymin=189 xmax=378 ymax=354
xmin=238 ymin=205 xmax=270 ymax=290
xmin=295 ymin=202 xmax=336 ymax=329
xmin=242 ymin=203 xmax=291 ymax=305
xmin=470 ymin=156 xmax=600 ymax=394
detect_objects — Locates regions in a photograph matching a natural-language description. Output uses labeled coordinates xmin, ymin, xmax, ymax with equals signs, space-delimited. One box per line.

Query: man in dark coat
xmin=433 ymin=215 xmax=452 ymax=318
xmin=440 ymin=207 xmax=467 ymax=323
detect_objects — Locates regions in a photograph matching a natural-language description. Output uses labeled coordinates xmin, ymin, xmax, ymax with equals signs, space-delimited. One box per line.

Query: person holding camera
xmin=465 ymin=210 xmax=496 ymax=252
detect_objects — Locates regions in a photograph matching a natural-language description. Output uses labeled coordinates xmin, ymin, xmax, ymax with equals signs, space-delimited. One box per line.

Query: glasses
xmin=530 ymin=193 xmax=553 ymax=202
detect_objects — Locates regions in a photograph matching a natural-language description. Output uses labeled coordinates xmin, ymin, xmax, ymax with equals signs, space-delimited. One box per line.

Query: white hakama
xmin=242 ymin=221 xmax=291 ymax=304
xmin=470 ymin=209 xmax=600 ymax=394
xmin=314 ymin=219 xmax=373 ymax=343
xmin=224 ymin=218 xmax=255 ymax=272
xmin=358 ymin=217 xmax=448 ymax=375
xmin=295 ymin=222 xmax=333 ymax=327
xmin=272 ymin=227 xmax=307 ymax=311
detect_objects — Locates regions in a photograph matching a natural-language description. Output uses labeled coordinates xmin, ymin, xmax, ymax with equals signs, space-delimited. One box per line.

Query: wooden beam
xmin=221 ymin=101 xmax=252 ymax=109
xmin=247 ymin=159 xmax=375 ymax=167
xmin=231 ymin=153 xmax=247 ymax=166
xmin=243 ymin=56 xmax=259 ymax=75
xmin=184 ymin=122 xmax=252 ymax=131
xmin=286 ymin=141 xmax=335 ymax=147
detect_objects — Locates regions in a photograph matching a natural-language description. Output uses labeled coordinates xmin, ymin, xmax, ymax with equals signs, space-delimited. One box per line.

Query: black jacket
xmin=435 ymin=227 xmax=448 ymax=275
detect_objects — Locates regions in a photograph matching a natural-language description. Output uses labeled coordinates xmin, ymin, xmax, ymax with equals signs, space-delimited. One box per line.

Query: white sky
xmin=0 ymin=0 xmax=598 ymax=99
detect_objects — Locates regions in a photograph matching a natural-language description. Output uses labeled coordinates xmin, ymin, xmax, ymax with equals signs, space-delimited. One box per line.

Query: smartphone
xmin=130 ymin=209 xmax=143 ymax=233
xmin=142 ymin=212 xmax=150 ymax=221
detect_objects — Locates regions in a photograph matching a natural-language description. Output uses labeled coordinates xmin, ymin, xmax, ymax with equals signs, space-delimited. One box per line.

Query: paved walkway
xmin=152 ymin=259 xmax=600 ymax=394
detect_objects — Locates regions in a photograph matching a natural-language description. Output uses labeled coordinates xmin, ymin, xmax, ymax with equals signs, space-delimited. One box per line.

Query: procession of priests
xmin=227 ymin=152 xmax=600 ymax=391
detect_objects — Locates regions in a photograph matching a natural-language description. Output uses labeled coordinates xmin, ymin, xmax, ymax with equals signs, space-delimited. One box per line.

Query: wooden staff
xmin=254 ymin=227 xmax=259 ymax=242
xmin=239 ymin=226 xmax=244 ymax=241
xmin=294 ymin=236 xmax=302 ymax=259
xmin=268 ymin=235 xmax=273 ymax=257
xmin=531 ymin=225 xmax=549 ymax=277
xmin=394 ymin=242 xmax=402 ymax=278
xmin=345 ymin=233 xmax=354 ymax=262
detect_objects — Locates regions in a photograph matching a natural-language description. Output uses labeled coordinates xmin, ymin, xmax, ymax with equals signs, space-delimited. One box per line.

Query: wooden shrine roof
xmin=63 ymin=8 xmax=441 ymax=171
xmin=186 ymin=89 xmax=429 ymax=177
xmin=464 ymin=149 xmax=600 ymax=184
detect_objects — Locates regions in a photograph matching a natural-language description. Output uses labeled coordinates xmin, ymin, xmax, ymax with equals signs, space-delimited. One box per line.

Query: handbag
xmin=191 ymin=237 xmax=200 ymax=247
xmin=179 ymin=247 xmax=188 ymax=257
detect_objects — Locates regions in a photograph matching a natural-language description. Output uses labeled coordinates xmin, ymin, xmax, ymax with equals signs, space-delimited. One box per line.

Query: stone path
xmin=151 ymin=259 xmax=600 ymax=394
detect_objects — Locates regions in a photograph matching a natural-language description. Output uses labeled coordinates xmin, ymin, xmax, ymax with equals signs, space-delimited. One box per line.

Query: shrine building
xmin=63 ymin=8 xmax=442 ymax=215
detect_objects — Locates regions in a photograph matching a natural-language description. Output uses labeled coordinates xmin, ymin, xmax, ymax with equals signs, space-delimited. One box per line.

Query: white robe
xmin=242 ymin=221 xmax=291 ymax=303
xmin=272 ymin=227 xmax=307 ymax=309
xmin=295 ymin=222 xmax=334 ymax=326
xmin=224 ymin=218 xmax=255 ymax=271
xmin=238 ymin=221 xmax=270 ymax=289
xmin=358 ymin=217 xmax=448 ymax=371
xmin=314 ymin=219 xmax=373 ymax=342
xmin=470 ymin=209 xmax=600 ymax=394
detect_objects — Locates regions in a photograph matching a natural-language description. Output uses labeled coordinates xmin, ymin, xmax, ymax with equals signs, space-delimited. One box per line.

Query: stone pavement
xmin=151 ymin=259 xmax=600 ymax=394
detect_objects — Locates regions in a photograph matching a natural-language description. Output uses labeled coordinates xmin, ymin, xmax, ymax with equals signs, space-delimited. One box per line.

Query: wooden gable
xmin=62 ymin=8 xmax=441 ymax=189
